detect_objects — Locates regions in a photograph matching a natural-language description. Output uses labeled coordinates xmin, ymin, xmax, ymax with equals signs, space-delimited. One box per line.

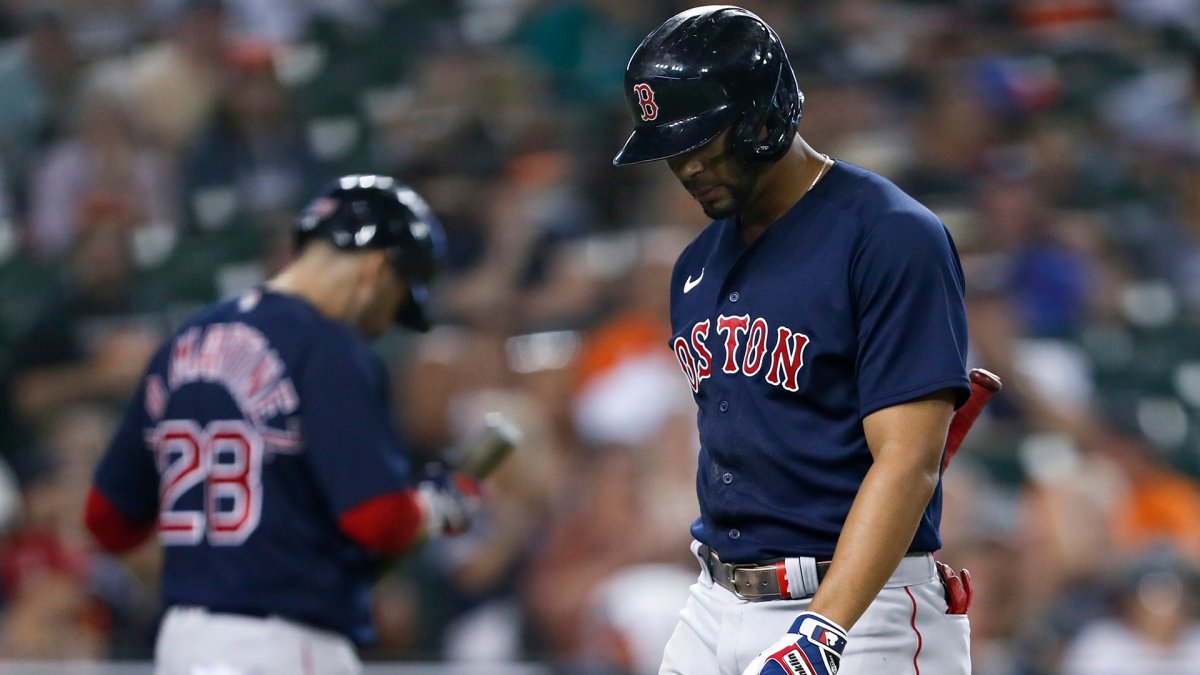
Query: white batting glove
xmin=415 ymin=473 xmax=480 ymax=538
xmin=742 ymin=611 xmax=848 ymax=675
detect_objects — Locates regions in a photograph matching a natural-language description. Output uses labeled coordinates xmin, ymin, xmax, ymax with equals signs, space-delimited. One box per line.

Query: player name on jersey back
xmin=155 ymin=322 xmax=300 ymax=426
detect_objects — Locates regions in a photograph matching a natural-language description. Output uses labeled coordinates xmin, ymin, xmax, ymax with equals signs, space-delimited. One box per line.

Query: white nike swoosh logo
xmin=683 ymin=269 xmax=705 ymax=294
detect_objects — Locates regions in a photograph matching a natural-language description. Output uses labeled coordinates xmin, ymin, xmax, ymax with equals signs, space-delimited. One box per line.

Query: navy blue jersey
xmin=92 ymin=289 xmax=415 ymax=645
xmin=669 ymin=161 xmax=970 ymax=563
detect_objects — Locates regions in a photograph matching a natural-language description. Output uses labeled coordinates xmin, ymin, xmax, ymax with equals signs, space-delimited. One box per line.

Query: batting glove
xmin=742 ymin=611 xmax=848 ymax=675
xmin=416 ymin=472 xmax=481 ymax=538
xmin=936 ymin=560 xmax=973 ymax=615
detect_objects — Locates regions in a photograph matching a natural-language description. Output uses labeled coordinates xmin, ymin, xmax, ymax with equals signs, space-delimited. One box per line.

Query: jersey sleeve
xmin=91 ymin=351 xmax=166 ymax=525
xmin=297 ymin=329 xmax=415 ymax=517
xmin=851 ymin=210 xmax=970 ymax=417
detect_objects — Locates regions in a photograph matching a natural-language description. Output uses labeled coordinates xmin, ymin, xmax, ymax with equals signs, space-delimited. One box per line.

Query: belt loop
xmin=776 ymin=557 xmax=819 ymax=599
xmin=691 ymin=541 xmax=713 ymax=586
xmin=798 ymin=557 xmax=820 ymax=597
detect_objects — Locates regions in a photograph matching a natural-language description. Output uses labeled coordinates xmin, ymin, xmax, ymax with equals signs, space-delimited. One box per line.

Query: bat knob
xmin=482 ymin=411 xmax=523 ymax=447
xmin=968 ymin=368 xmax=1002 ymax=393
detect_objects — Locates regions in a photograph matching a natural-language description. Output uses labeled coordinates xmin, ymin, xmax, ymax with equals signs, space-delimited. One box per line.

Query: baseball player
xmin=84 ymin=176 xmax=479 ymax=674
xmin=613 ymin=7 xmax=973 ymax=675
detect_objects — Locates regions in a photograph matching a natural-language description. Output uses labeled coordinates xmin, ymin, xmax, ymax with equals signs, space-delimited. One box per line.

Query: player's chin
xmin=699 ymin=198 xmax=737 ymax=220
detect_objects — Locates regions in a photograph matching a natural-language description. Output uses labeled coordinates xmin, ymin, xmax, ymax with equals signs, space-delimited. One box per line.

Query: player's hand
xmin=416 ymin=472 xmax=481 ymax=538
xmin=742 ymin=611 xmax=848 ymax=675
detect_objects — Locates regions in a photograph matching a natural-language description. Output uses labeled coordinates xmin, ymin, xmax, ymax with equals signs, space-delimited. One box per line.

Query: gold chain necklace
xmin=807 ymin=153 xmax=832 ymax=193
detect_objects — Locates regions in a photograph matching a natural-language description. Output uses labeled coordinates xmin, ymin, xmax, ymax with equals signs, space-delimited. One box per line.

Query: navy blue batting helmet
xmin=613 ymin=5 xmax=803 ymax=166
xmin=296 ymin=175 xmax=446 ymax=331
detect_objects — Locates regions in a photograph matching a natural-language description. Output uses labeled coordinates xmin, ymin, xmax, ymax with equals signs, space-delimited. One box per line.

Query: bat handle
xmin=942 ymin=369 xmax=1002 ymax=473
xmin=451 ymin=412 xmax=522 ymax=479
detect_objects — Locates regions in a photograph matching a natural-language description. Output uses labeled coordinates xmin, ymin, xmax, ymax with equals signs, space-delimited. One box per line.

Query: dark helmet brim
xmin=612 ymin=105 xmax=740 ymax=166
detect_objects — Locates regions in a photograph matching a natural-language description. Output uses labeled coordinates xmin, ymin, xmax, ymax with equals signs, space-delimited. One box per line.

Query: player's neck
xmin=266 ymin=254 xmax=360 ymax=324
xmin=737 ymin=137 xmax=828 ymax=244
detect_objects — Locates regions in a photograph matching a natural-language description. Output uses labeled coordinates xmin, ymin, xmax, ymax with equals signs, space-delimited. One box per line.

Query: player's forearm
xmin=806 ymin=454 xmax=940 ymax=628
xmin=808 ymin=391 xmax=954 ymax=629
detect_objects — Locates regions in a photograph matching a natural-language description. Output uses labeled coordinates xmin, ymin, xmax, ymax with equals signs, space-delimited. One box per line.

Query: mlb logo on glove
xmin=744 ymin=611 xmax=847 ymax=675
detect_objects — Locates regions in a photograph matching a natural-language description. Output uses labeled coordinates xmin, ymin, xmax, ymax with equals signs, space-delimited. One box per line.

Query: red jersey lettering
xmin=716 ymin=315 xmax=750 ymax=374
xmin=673 ymin=336 xmax=699 ymax=392
xmin=691 ymin=320 xmax=713 ymax=386
xmin=742 ymin=317 xmax=769 ymax=377
xmin=765 ymin=326 xmax=810 ymax=392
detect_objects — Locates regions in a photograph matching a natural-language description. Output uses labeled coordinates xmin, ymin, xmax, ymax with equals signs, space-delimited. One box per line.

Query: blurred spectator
xmin=580 ymin=563 xmax=695 ymax=674
xmin=820 ymin=0 xmax=929 ymax=79
xmin=117 ymin=0 xmax=229 ymax=154
xmin=26 ymin=90 xmax=178 ymax=260
xmin=32 ymin=0 xmax=147 ymax=57
xmin=0 ymin=524 xmax=107 ymax=657
xmin=183 ymin=44 xmax=324 ymax=234
xmin=974 ymin=151 xmax=1100 ymax=338
xmin=1059 ymin=548 xmax=1200 ymax=674
xmin=513 ymin=0 xmax=653 ymax=108
xmin=1096 ymin=427 xmax=1200 ymax=564
xmin=371 ymin=49 xmax=541 ymax=178
xmin=1100 ymin=43 xmax=1200 ymax=158
xmin=899 ymin=73 xmax=994 ymax=204
xmin=0 ymin=221 xmax=165 ymax=478
xmin=1161 ymin=160 xmax=1200 ymax=314
xmin=938 ymin=460 xmax=1030 ymax=674
xmin=0 ymin=405 xmax=125 ymax=659
xmin=514 ymin=233 xmax=700 ymax=657
xmin=365 ymin=573 xmax=422 ymax=660
xmin=213 ymin=0 xmax=378 ymax=46
xmin=1013 ymin=432 xmax=1121 ymax=617
xmin=0 ymin=12 xmax=82 ymax=184
xmin=572 ymin=227 xmax=689 ymax=448
xmin=521 ymin=448 xmax=664 ymax=660
xmin=440 ymin=150 xmax=602 ymax=332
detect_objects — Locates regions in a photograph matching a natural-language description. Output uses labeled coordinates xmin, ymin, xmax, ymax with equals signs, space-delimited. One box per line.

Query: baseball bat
xmin=941 ymin=368 xmax=1002 ymax=473
xmin=444 ymin=412 xmax=522 ymax=479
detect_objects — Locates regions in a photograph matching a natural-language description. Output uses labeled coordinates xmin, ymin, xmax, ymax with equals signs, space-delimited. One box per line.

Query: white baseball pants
xmin=155 ymin=605 xmax=362 ymax=675
xmin=659 ymin=544 xmax=971 ymax=674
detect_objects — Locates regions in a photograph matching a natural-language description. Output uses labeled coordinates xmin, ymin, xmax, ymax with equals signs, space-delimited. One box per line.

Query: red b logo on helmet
xmin=633 ymin=83 xmax=658 ymax=121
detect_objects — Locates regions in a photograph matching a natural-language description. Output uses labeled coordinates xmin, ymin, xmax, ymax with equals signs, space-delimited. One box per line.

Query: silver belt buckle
xmin=731 ymin=565 xmax=781 ymax=600
xmin=702 ymin=546 xmax=782 ymax=601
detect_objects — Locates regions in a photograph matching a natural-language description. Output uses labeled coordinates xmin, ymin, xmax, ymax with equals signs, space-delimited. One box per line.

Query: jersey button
xmin=722 ymin=472 xmax=733 ymax=484
xmin=729 ymin=291 xmax=740 ymax=302
xmin=719 ymin=400 xmax=729 ymax=412
xmin=729 ymin=529 xmax=741 ymax=539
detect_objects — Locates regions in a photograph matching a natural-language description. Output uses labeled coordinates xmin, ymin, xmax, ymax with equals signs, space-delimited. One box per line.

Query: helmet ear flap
xmin=732 ymin=62 xmax=783 ymax=163
xmin=732 ymin=52 xmax=803 ymax=163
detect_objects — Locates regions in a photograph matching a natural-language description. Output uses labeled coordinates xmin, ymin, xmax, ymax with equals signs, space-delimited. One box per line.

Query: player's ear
xmin=359 ymin=250 xmax=390 ymax=287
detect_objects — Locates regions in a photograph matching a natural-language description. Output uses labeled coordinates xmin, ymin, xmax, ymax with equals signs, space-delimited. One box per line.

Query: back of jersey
xmin=92 ymin=288 xmax=413 ymax=645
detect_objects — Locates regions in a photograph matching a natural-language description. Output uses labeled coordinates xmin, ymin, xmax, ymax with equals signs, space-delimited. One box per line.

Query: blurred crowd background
xmin=0 ymin=0 xmax=1198 ymax=672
